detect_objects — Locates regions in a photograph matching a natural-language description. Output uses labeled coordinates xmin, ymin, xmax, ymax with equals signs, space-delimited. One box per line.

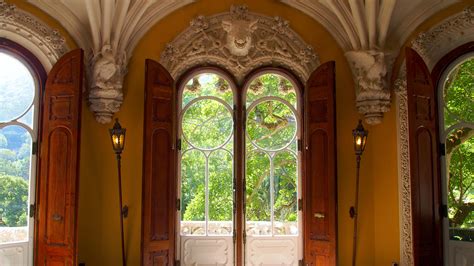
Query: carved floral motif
xmin=160 ymin=5 xmax=319 ymax=83
xmin=411 ymin=6 xmax=474 ymax=70
xmin=394 ymin=65 xmax=414 ymax=266
xmin=0 ymin=0 xmax=67 ymax=67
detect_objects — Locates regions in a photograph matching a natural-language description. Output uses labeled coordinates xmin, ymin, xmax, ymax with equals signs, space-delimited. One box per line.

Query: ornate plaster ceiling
xmin=281 ymin=0 xmax=459 ymax=51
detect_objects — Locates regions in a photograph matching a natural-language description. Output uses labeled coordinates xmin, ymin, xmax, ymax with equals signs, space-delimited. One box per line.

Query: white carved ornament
xmin=411 ymin=6 xmax=474 ymax=71
xmin=160 ymin=5 xmax=319 ymax=83
xmin=394 ymin=64 xmax=414 ymax=266
xmin=0 ymin=0 xmax=68 ymax=71
xmin=346 ymin=50 xmax=392 ymax=125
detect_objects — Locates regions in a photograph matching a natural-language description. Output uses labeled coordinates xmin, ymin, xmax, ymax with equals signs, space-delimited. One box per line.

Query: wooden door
xmin=303 ymin=61 xmax=337 ymax=265
xmin=141 ymin=59 xmax=177 ymax=265
xmin=35 ymin=49 xmax=84 ymax=265
xmin=406 ymin=47 xmax=443 ymax=265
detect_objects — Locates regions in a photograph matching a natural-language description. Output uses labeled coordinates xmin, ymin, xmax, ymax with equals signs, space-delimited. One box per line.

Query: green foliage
xmin=180 ymin=73 xmax=298 ymax=230
xmin=444 ymin=58 xmax=474 ymax=128
xmin=0 ymin=174 xmax=28 ymax=226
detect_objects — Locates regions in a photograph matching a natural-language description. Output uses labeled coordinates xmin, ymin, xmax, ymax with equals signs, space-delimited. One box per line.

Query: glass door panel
xmin=439 ymin=56 xmax=474 ymax=265
xmin=179 ymin=73 xmax=234 ymax=265
xmin=244 ymin=73 xmax=301 ymax=265
xmin=0 ymin=52 xmax=38 ymax=266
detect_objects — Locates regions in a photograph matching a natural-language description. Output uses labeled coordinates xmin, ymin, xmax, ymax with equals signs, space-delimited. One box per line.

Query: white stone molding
xmin=29 ymin=0 xmax=196 ymax=124
xmin=346 ymin=50 xmax=392 ymax=125
xmin=159 ymin=5 xmax=320 ymax=83
xmin=411 ymin=6 xmax=474 ymax=71
xmin=0 ymin=0 xmax=68 ymax=71
xmin=394 ymin=63 xmax=414 ymax=266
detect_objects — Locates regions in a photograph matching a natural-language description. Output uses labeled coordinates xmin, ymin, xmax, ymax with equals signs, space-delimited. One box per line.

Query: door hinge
xmin=299 ymin=259 xmax=304 ymax=266
xmin=439 ymin=143 xmax=446 ymax=156
xmin=29 ymin=203 xmax=35 ymax=218
xmin=298 ymin=198 xmax=303 ymax=211
xmin=177 ymin=139 xmax=182 ymax=151
xmin=243 ymin=231 xmax=247 ymax=244
xmin=440 ymin=204 xmax=448 ymax=218
xmin=297 ymin=139 xmax=302 ymax=151
xmin=233 ymin=229 xmax=236 ymax=244
xmin=32 ymin=141 xmax=38 ymax=155
xmin=175 ymin=260 xmax=180 ymax=266
xmin=176 ymin=198 xmax=181 ymax=211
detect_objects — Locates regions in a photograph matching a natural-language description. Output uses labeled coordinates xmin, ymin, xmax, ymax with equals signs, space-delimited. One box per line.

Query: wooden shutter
xmin=35 ymin=49 xmax=84 ymax=265
xmin=141 ymin=59 xmax=177 ymax=265
xmin=303 ymin=61 xmax=337 ymax=265
xmin=406 ymin=47 xmax=443 ymax=265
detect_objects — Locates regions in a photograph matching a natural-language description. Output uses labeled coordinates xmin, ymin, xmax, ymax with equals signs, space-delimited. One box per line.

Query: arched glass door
xmin=178 ymin=72 xmax=235 ymax=265
xmin=438 ymin=54 xmax=474 ymax=265
xmin=244 ymin=73 xmax=301 ymax=265
xmin=177 ymin=70 xmax=302 ymax=265
xmin=0 ymin=51 xmax=39 ymax=265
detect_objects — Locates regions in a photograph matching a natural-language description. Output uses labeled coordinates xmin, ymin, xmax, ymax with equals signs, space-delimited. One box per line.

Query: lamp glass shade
xmin=109 ymin=119 xmax=126 ymax=154
xmin=352 ymin=120 xmax=368 ymax=155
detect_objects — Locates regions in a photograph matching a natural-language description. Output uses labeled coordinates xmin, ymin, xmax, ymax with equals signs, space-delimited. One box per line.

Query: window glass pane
xmin=0 ymin=53 xmax=35 ymax=122
xmin=18 ymin=107 xmax=34 ymax=129
xmin=182 ymin=73 xmax=233 ymax=107
xmin=442 ymin=56 xmax=474 ymax=242
xmin=247 ymin=100 xmax=297 ymax=151
xmin=180 ymin=72 xmax=234 ymax=237
xmin=246 ymin=150 xmax=271 ymax=235
xmin=447 ymin=131 xmax=474 ymax=242
xmin=273 ymin=151 xmax=298 ymax=235
xmin=245 ymin=73 xmax=299 ymax=238
xmin=181 ymin=150 xmax=206 ymax=235
xmin=208 ymin=149 xmax=233 ymax=235
xmin=246 ymin=73 xmax=297 ymax=107
xmin=0 ymin=125 xmax=32 ymax=244
xmin=182 ymin=99 xmax=233 ymax=150
xmin=443 ymin=58 xmax=474 ymax=129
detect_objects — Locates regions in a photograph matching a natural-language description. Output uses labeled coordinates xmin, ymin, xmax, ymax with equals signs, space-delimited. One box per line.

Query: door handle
xmin=52 ymin=213 xmax=63 ymax=221
xmin=314 ymin=212 xmax=325 ymax=219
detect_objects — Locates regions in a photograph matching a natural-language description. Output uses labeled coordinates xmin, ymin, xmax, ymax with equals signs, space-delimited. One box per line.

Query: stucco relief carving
xmin=394 ymin=64 xmax=414 ymax=266
xmin=0 ymin=0 xmax=67 ymax=70
xmin=88 ymin=45 xmax=127 ymax=124
xmin=346 ymin=50 xmax=391 ymax=125
xmin=411 ymin=6 xmax=474 ymax=70
xmin=160 ymin=5 xmax=319 ymax=83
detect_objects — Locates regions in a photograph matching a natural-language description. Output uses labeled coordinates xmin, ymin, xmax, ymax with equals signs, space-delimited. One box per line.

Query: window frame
xmin=0 ymin=37 xmax=46 ymax=266
xmin=432 ymin=43 xmax=474 ymax=263
xmin=175 ymin=65 xmax=305 ymax=264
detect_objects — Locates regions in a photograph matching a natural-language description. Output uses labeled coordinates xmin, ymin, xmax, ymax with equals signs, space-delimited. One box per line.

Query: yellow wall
xmin=16 ymin=0 xmax=474 ymax=265
xmin=74 ymin=1 xmax=399 ymax=265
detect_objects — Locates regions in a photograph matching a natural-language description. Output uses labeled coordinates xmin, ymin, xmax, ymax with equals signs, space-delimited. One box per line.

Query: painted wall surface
xmin=7 ymin=0 xmax=470 ymax=265
xmin=71 ymin=1 xmax=397 ymax=265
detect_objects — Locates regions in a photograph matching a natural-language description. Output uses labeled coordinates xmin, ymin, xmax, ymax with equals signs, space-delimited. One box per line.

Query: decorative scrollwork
xmin=160 ymin=5 xmax=319 ymax=83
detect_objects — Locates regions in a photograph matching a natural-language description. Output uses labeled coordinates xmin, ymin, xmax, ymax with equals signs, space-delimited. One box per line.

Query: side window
xmin=0 ymin=51 xmax=39 ymax=263
xmin=440 ymin=56 xmax=474 ymax=242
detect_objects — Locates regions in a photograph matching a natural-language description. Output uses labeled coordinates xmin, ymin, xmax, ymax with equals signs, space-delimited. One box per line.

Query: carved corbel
xmin=87 ymin=45 xmax=127 ymax=124
xmin=345 ymin=50 xmax=391 ymax=125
